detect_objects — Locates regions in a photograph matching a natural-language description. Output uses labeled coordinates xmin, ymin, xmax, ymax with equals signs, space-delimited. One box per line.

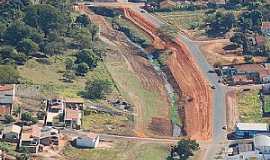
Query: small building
xmin=74 ymin=134 xmax=99 ymax=148
xmin=235 ymin=123 xmax=269 ymax=138
xmin=47 ymin=99 xmax=64 ymax=114
xmin=64 ymin=108 xmax=82 ymax=129
xmin=159 ymin=0 xmax=176 ymax=9
xmin=0 ymin=85 xmax=15 ymax=117
xmin=254 ymin=135 xmax=270 ymax=154
xmin=2 ymin=125 xmax=21 ymax=143
xmin=64 ymin=98 xmax=84 ymax=110
xmin=40 ymin=127 xmax=59 ymax=146
xmin=19 ymin=125 xmax=41 ymax=154
xmin=262 ymin=22 xmax=270 ymax=37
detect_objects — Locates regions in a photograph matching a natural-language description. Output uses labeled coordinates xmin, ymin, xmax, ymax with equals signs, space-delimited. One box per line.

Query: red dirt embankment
xmin=124 ymin=8 xmax=213 ymax=140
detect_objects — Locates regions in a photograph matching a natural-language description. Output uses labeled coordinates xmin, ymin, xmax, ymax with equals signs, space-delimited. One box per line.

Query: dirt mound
xmin=123 ymin=8 xmax=213 ymax=140
xmin=149 ymin=117 xmax=172 ymax=136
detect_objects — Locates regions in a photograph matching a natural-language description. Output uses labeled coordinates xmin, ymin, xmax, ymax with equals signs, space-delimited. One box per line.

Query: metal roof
xmin=236 ymin=123 xmax=269 ymax=131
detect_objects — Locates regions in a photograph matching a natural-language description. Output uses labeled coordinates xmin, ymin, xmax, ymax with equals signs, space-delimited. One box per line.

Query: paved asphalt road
xmin=137 ymin=8 xmax=228 ymax=159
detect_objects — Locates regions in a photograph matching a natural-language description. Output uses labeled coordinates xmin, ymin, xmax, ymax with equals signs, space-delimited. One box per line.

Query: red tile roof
xmin=262 ymin=22 xmax=270 ymax=30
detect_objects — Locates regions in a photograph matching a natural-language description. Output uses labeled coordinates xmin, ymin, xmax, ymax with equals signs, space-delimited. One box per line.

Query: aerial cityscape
xmin=0 ymin=0 xmax=270 ymax=159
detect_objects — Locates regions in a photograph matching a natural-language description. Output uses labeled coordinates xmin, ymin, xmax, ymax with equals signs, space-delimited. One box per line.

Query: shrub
xmin=83 ymin=79 xmax=112 ymax=99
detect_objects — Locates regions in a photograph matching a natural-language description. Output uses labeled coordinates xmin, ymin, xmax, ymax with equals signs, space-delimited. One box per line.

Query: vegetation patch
xmin=237 ymin=89 xmax=270 ymax=123
xmin=64 ymin=140 xmax=169 ymax=160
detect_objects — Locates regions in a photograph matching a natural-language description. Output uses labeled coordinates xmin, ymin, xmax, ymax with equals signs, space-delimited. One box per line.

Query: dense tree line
xmin=0 ymin=0 xmax=101 ymax=83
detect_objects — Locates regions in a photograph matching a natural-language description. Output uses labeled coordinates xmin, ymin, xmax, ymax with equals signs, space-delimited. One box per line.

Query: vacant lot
xmin=82 ymin=112 xmax=133 ymax=136
xmin=237 ymin=89 xmax=270 ymax=123
xmin=63 ymin=140 xmax=169 ymax=160
xmin=18 ymin=53 xmax=117 ymax=99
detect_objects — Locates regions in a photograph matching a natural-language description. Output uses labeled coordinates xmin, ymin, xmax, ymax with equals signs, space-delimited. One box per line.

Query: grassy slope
xmin=64 ymin=140 xmax=169 ymax=160
xmin=18 ymin=53 xmax=116 ymax=99
xmin=105 ymin=55 xmax=168 ymax=135
xmin=237 ymin=89 xmax=270 ymax=123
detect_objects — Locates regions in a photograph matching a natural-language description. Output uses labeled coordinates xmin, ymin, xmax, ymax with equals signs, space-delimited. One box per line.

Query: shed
xmin=74 ymin=135 xmax=99 ymax=148
xmin=2 ymin=125 xmax=21 ymax=143
xmin=254 ymin=135 xmax=270 ymax=154
xmin=235 ymin=123 xmax=269 ymax=138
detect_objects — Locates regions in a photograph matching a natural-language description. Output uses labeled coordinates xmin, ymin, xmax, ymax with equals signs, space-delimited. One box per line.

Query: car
xmin=140 ymin=10 xmax=145 ymax=13
xmin=222 ymin=125 xmax=227 ymax=130
xmin=211 ymin=85 xmax=216 ymax=89
xmin=208 ymin=70 xmax=215 ymax=73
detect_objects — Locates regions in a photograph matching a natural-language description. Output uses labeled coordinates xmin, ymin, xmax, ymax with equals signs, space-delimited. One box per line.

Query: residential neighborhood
xmin=1 ymin=0 xmax=270 ymax=160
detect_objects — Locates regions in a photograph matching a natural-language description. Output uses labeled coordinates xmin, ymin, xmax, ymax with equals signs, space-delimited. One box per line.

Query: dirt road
xmin=123 ymin=8 xmax=213 ymax=140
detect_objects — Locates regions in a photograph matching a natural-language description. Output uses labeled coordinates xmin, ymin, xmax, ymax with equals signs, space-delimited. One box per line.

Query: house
xmin=40 ymin=126 xmax=59 ymax=146
xmin=45 ymin=99 xmax=64 ymax=127
xmin=64 ymin=98 xmax=84 ymax=110
xmin=2 ymin=125 xmax=21 ymax=143
xmin=47 ymin=99 xmax=64 ymax=114
xmin=254 ymin=135 xmax=270 ymax=154
xmin=235 ymin=123 xmax=269 ymax=138
xmin=262 ymin=22 xmax=270 ymax=37
xmin=74 ymin=134 xmax=99 ymax=148
xmin=226 ymin=135 xmax=270 ymax=160
xmin=159 ymin=0 xmax=176 ymax=9
xmin=255 ymin=35 xmax=266 ymax=47
xmin=19 ymin=125 xmax=41 ymax=154
xmin=64 ymin=108 xmax=82 ymax=129
xmin=0 ymin=85 xmax=15 ymax=117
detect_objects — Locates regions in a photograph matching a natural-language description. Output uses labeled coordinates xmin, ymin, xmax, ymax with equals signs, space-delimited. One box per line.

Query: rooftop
xmin=65 ymin=108 xmax=81 ymax=120
xmin=254 ymin=135 xmax=270 ymax=147
xmin=262 ymin=22 xmax=270 ymax=30
xmin=3 ymin=124 xmax=21 ymax=134
xmin=236 ymin=123 xmax=269 ymax=131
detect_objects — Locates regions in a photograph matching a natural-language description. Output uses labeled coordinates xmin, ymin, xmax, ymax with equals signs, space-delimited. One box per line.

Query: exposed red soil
xmin=123 ymin=8 xmax=213 ymax=140
xmin=149 ymin=117 xmax=172 ymax=136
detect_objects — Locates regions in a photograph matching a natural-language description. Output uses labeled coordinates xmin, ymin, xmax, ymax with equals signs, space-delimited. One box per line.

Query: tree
xmin=168 ymin=139 xmax=199 ymax=160
xmin=239 ymin=10 xmax=263 ymax=33
xmin=3 ymin=21 xmax=32 ymax=45
xmin=4 ymin=115 xmax=15 ymax=124
xmin=84 ymin=79 xmax=112 ymax=99
xmin=17 ymin=39 xmax=39 ymax=55
xmin=76 ymin=49 xmax=98 ymax=68
xmin=75 ymin=14 xmax=90 ymax=27
xmin=76 ymin=62 xmax=89 ymax=75
xmin=205 ymin=11 xmax=236 ymax=36
xmin=21 ymin=112 xmax=38 ymax=124
xmin=63 ymin=70 xmax=75 ymax=82
xmin=65 ymin=57 xmax=74 ymax=70
xmin=0 ymin=65 xmax=20 ymax=84
xmin=0 ymin=46 xmax=27 ymax=65
xmin=23 ymin=4 xmax=67 ymax=35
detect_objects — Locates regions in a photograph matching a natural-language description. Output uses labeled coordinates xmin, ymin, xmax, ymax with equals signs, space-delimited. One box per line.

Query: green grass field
xmin=18 ymin=53 xmax=117 ymax=99
xmin=64 ymin=140 xmax=169 ymax=160
xmin=263 ymin=95 xmax=270 ymax=113
xmin=154 ymin=10 xmax=205 ymax=30
xmin=237 ymin=90 xmax=270 ymax=123
xmin=105 ymin=55 xmax=169 ymax=135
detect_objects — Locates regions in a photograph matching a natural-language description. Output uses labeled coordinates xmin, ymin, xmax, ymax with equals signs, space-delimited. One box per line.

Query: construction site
xmin=74 ymin=3 xmax=213 ymax=141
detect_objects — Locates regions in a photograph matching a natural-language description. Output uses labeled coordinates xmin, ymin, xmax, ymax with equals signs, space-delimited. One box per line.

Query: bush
xmin=21 ymin=112 xmax=38 ymax=124
xmin=83 ymin=79 xmax=112 ymax=99
xmin=4 ymin=115 xmax=15 ymax=124
xmin=0 ymin=65 xmax=20 ymax=84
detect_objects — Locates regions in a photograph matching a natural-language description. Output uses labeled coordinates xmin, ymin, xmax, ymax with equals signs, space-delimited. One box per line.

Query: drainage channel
xmin=126 ymin=38 xmax=182 ymax=136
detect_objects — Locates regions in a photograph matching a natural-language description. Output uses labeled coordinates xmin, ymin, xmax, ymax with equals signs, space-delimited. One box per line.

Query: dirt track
xmin=123 ymin=8 xmax=213 ymax=140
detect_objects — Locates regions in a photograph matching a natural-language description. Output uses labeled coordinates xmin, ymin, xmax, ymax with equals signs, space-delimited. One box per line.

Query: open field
xmin=18 ymin=53 xmax=117 ymax=99
xmin=63 ymin=140 xmax=169 ymax=160
xmin=82 ymin=112 xmax=134 ymax=136
xmin=237 ymin=89 xmax=270 ymax=123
